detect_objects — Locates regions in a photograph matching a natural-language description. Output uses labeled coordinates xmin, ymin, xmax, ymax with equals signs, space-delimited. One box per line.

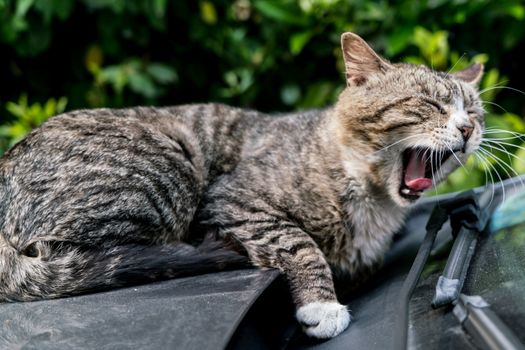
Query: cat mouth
xmin=399 ymin=147 xmax=454 ymax=200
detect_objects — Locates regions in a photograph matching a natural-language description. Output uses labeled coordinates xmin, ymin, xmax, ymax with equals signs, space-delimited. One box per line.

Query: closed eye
xmin=420 ymin=97 xmax=446 ymax=114
xmin=466 ymin=109 xmax=478 ymax=116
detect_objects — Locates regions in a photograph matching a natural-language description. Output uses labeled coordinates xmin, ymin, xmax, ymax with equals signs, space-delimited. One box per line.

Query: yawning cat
xmin=0 ymin=32 xmax=483 ymax=339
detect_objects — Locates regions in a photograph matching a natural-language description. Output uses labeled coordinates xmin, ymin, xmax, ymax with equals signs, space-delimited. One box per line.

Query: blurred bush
xmin=1 ymin=0 xmax=524 ymax=192
xmin=0 ymin=94 xmax=67 ymax=151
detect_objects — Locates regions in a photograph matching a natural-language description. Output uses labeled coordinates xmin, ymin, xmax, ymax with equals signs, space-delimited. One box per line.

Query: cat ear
xmin=452 ymin=63 xmax=484 ymax=85
xmin=341 ymin=32 xmax=392 ymax=86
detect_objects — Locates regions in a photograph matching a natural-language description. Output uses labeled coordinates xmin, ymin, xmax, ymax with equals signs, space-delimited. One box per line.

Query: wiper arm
xmin=394 ymin=191 xmax=491 ymax=350
xmin=432 ymin=191 xmax=491 ymax=308
xmin=453 ymin=294 xmax=525 ymax=350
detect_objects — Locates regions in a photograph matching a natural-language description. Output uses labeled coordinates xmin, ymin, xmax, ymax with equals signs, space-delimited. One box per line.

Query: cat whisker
xmin=478 ymin=145 xmax=523 ymax=192
xmin=484 ymin=127 xmax=520 ymax=132
xmin=481 ymin=101 xmax=508 ymax=113
xmin=481 ymin=142 xmax=510 ymax=164
xmin=440 ymin=148 xmax=448 ymax=180
xmin=473 ymin=153 xmax=496 ymax=208
xmin=479 ymin=146 xmax=524 ymax=181
xmin=446 ymin=53 xmax=466 ymax=77
xmin=429 ymin=151 xmax=437 ymax=194
xmin=434 ymin=150 xmax=445 ymax=193
xmin=481 ymin=139 xmax=525 ymax=152
xmin=481 ymin=135 xmax=525 ymax=141
xmin=425 ymin=151 xmax=439 ymax=195
xmin=431 ymin=149 xmax=439 ymax=183
xmin=483 ymin=129 xmax=525 ymax=136
xmin=443 ymin=141 xmax=466 ymax=171
xmin=480 ymin=155 xmax=523 ymax=199
xmin=480 ymin=142 xmax=521 ymax=165
xmin=475 ymin=148 xmax=507 ymax=203
xmin=373 ymin=134 xmax=422 ymax=154
xmin=476 ymin=81 xmax=509 ymax=95
xmin=479 ymin=85 xmax=525 ymax=97
xmin=483 ymin=129 xmax=525 ymax=142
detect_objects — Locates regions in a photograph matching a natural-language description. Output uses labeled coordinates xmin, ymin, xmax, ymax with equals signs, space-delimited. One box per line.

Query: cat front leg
xmin=227 ymin=223 xmax=351 ymax=338
xmin=296 ymin=301 xmax=350 ymax=339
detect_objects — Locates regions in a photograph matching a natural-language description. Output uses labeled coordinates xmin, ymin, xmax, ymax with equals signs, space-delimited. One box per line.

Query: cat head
xmin=334 ymin=32 xmax=484 ymax=207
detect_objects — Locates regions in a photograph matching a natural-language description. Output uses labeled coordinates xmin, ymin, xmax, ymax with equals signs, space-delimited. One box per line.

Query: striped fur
xmin=0 ymin=33 xmax=484 ymax=339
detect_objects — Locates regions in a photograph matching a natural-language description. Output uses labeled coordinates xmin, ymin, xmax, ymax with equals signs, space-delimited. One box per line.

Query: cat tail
xmin=76 ymin=237 xmax=252 ymax=295
xmin=1 ymin=235 xmax=251 ymax=301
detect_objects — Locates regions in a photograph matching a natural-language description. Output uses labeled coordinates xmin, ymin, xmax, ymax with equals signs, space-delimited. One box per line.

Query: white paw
xmin=296 ymin=301 xmax=351 ymax=339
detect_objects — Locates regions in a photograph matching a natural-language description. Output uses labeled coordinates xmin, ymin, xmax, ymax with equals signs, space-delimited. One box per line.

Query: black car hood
xmin=0 ymin=176 xmax=524 ymax=350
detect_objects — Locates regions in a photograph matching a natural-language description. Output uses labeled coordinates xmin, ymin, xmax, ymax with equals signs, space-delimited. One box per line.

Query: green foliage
xmin=0 ymin=95 xmax=67 ymax=153
xmin=87 ymin=56 xmax=178 ymax=106
xmin=1 ymin=0 xmax=525 ymax=193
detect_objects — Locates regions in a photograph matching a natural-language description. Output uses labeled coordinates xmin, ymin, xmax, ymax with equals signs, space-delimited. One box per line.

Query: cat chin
xmin=391 ymin=190 xmax=422 ymax=207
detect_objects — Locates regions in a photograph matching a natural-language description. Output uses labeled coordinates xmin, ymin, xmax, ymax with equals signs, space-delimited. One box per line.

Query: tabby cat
xmin=0 ymin=32 xmax=483 ymax=339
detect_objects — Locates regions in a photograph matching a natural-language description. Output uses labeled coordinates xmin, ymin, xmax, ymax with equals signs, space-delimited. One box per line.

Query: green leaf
xmin=7 ymin=124 xmax=29 ymax=145
xmin=146 ymin=63 xmax=178 ymax=84
xmin=289 ymin=30 xmax=313 ymax=55
xmin=297 ymin=81 xmax=335 ymax=109
xmin=512 ymin=145 xmax=525 ymax=174
xmin=43 ymin=98 xmax=56 ymax=119
xmin=355 ymin=2 xmax=389 ymax=21
xmin=501 ymin=113 xmax=525 ymax=133
xmin=254 ymin=0 xmax=308 ymax=25
xmin=33 ymin=0 xmax=75 ymax=22
xmin=128 ymin=73 xmax=158 ymax=98
xmin=220 ymin=69 xmax=254 ymax=98
xmin=386 ymin=26 xmax=414 ymax=56
xmin=99 ymin=65 xmax=128 ymax=93
xmin=502 ymin=4 xmax=525 ymax=20
xmin=56 ymin=97 xmax=68 ymax=113
xmin=412 ymin=27 xmax=449 ymax=69
xmin=471 ymin=53 xmax=489 ymax=65
xmin=403 ymin=56 xmax=425 ymax=65
xmin=480 ymin=68 xmax=502 ymax=102
xmin=15 ymin=0 xmax=35 ymax=18
xmin=153 ymin=0 xmax=167 ymax=18
xmin=6 ymin=102 xmax=25 ymax=118
xmin=200 ymin=1 xmax=217 ymax=25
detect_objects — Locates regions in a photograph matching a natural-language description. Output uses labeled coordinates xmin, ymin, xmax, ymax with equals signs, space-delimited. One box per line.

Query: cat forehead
xmin=375 ymin=64 xmax=480 ymax=105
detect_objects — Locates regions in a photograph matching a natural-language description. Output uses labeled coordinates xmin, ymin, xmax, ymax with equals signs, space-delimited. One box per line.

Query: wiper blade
xmin=432 ymin=191 xmax=491 ymax=308
xmin=394 ymin=191 xmax=491 ymax=350
xmin=431 ymin=226 xmax=478 ymax=307
xmin=453 ymin=294 xmax=525 ymax=350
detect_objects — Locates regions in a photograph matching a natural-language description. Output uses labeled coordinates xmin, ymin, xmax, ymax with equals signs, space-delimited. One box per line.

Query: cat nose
xmin=458 ymin=124 xmax=474 ymax=142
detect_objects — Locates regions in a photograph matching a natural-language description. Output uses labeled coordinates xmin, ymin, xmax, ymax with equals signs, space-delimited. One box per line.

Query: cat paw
xmin=296 ymin=302 xmax=351 ymax=339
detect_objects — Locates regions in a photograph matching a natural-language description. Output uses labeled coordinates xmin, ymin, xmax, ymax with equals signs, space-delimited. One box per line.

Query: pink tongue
xmin=404 ymin=151 xmax=433 ymax=191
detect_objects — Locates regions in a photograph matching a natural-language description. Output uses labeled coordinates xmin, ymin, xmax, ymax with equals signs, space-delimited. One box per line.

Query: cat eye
xmin=422 ymin=98 xmax=446 ymax=114
xmin=22 ymin=243 xmax=40 ymax=258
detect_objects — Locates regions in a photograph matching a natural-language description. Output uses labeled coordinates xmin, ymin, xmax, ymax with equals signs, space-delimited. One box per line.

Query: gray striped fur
xmin=0 ymin=33 xmax=484 ymax=339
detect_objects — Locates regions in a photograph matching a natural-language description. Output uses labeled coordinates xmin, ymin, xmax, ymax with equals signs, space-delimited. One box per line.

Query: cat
xmin=0 ymin=32 xmax=484 ymax=339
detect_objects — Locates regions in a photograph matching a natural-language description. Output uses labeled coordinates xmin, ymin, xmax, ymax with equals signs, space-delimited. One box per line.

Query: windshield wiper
xmin=394 ymin=190 xmax=525 ymax=350
xmin=431 ymin=191 xmax=490 ymax=307
xmin=453 ymin=294 xmax=525 ymax=350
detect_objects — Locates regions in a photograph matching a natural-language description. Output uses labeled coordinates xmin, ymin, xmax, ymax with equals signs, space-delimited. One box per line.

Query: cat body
xmin=200 ymin=107 xmax=407 ymax=276
xmin=0 ymin=103 xmax=270 ymax=295
xmin=0 ymin=33 xmax=484 ymax=339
